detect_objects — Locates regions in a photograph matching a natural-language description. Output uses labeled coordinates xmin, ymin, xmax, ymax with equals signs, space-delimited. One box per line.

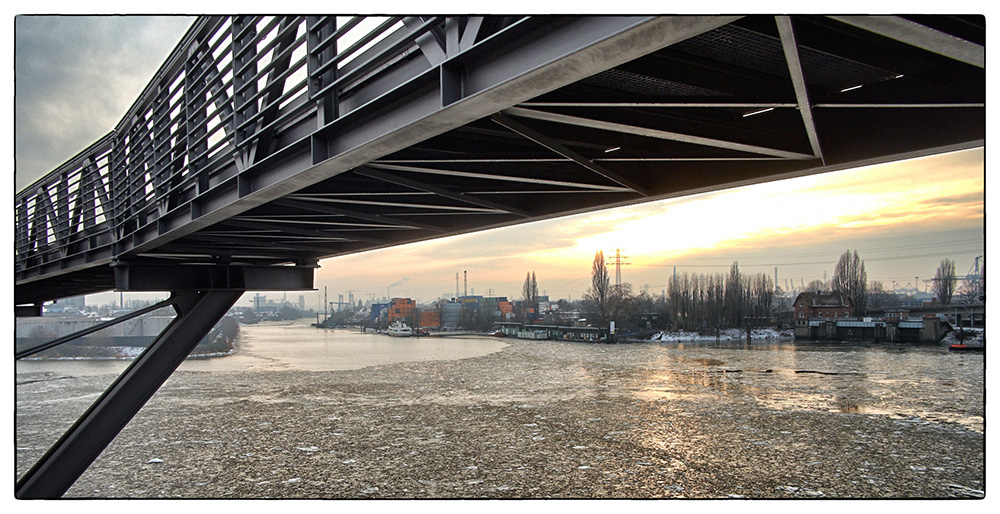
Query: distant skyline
xmin=12 ymin=15 xmax=987 ymax=310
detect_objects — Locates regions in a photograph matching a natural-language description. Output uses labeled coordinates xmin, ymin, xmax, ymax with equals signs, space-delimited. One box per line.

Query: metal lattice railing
xmin=15 ymin=15 xmax=451 ymax=279
xmin=15 ymin=136 xmax=116 ymax=272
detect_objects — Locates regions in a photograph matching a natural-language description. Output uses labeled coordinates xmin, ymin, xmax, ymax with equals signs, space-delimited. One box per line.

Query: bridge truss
xmin=15 ymin=15 xmax=985 ymax=306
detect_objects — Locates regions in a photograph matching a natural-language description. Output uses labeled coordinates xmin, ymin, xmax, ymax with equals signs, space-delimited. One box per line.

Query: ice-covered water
xmin=16 ymin=320 xmax=984 ymax=498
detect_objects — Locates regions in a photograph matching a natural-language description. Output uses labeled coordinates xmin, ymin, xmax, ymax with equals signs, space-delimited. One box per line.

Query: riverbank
xmin=942 ymin=327 xmax=986 ymax=346
xmin=16 ymin=336 xmax=983 ymax=499
xmin=649 ymin=328 xmax=794 ymax=343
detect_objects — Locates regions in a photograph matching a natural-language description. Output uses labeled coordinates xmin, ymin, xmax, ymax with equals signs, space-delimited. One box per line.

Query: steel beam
xmin=16 ymin=290 xmax=243 ymax=498
xmin=520 ymin=102 xmax=799 ymax=108
xmin=403 ymin=16 xmax=446 ymax=66
xmin=113 ymin=263 xmax=316 ymax=292
xmin=355 ymin=167 xmax=532 ymax=217
xmin=775 ymin=16 xmax=824 ymax=163
xmin=365 ymin=162 xmax=634 ymax=192
xmin=829 ymin=15 xmax=984 ymax=68
xmin=115 ymin=16 xmax=739 ymax=258
xmin=16 ymin=298 xmax=175 ymax=359
xmin=221 ymin=218 xmax=386 ymax=244
xmin=502 ymin=107 xmax=818 ymax=160
xmin=287 ymin=195 xmax=506 ymax=214
xmin=273 ymin=198 xmax=445 ymax=232
xmin=14 ymin=305 xmax=43 ymax=317
xmin=490 ymin=113 xmax=649 ymax=196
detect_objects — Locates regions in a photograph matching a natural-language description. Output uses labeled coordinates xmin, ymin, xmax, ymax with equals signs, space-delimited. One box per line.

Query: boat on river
xmin=949 ymin=343 xmax=985 ymax=353
xmin=387 ymin=321 xmax=413 ymax=337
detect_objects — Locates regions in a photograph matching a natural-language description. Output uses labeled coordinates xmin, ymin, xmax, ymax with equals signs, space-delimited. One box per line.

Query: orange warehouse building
xmin=417 ymin=310 xmax=441 ymax=328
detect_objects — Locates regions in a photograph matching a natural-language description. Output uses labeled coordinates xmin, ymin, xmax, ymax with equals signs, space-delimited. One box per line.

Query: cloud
xmin=916 ymin=191 xmax=986 ymax=210
xmin=15 ymin=16 xmax=193 ymax=190
xmin=387 ymin=277 xmax=410 ymax=288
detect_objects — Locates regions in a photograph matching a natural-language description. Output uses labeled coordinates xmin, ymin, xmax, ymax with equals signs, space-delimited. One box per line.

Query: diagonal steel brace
xmin=16 ymin=289 xmax=244 ymax=499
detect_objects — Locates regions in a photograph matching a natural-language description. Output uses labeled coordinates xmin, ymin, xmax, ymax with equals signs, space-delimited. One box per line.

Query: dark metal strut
xmin=15 ymin=297 xmax=176 ymax=360
xmin=15 ymin=289 xmax=244 ymax=499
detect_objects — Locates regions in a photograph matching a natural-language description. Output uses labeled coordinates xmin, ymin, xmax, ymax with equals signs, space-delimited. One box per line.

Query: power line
xmin=632 ymin=237 xmax=983 ymax=267
xmin=642 ymin=247 xmax=983 ymax=269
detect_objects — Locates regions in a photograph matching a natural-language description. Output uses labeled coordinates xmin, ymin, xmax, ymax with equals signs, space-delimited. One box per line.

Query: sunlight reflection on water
xmin=627 ymin=339 xmax=983 ymax=433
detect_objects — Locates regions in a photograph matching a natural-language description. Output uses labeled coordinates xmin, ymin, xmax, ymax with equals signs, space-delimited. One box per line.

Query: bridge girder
xmin=15 ymin=15 xmax=985 ymax=306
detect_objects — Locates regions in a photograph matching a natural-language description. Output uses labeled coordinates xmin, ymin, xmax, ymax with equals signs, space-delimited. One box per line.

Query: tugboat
xmin=387 ymin=320 xmax=413 ymax=337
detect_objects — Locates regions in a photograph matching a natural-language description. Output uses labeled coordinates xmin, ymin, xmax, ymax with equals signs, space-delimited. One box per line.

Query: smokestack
xmin=464 ymin=271 xmax=468 ymax=297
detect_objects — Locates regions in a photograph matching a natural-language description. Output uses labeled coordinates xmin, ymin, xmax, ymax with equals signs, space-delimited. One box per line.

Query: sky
xmin=9 ymin=13 xmax=989 ymax=310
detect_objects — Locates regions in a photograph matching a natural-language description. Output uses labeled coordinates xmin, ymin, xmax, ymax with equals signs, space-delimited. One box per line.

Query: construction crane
xmin=923 ymin=256 xmax=984 ymax=286
xmin=330 ymin=294 xmax=351 ymax=312
xmin=921 ymin=256 xmax=984 ymax=302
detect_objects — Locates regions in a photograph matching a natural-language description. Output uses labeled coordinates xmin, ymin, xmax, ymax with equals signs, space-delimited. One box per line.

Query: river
xmin=15 ymin=319 xmax=985 ymax=498
xmin=15 ymin=318 xmax=508 ymax=375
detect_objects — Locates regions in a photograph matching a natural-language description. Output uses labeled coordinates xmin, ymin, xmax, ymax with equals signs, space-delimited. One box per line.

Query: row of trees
xmin=580 ymin=251 xmax=777 ymax=332
xmin=579 ymin=249 xmax=981 ymax=332
xmin=824 ymin=252 xmax=981 ymax=312
xmin=664 ymin=263 xmax=775 ymax=332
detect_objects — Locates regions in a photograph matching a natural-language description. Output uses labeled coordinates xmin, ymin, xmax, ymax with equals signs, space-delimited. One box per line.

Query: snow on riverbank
xmin=650 ymin=327 xmax=794 ymax=343
xmin=941 ymin=327 xmax=985 ymax=346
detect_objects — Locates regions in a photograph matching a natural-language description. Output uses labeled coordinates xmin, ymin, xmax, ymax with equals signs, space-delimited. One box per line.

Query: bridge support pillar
xmin=16 ymin=289 xmax=243 ymax=498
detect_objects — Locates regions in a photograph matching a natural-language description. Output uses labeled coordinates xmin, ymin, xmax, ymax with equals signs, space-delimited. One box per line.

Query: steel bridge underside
xmin=15 ymin=15 xmax=985 ymax=306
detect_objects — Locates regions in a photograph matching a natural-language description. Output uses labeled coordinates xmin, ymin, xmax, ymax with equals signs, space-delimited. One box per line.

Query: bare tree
xmin=866 ymin=281 xmax=899 ymax=312
xmin=933 ymin=259 xmax=957 ymax=305
xmin=957 ymin=260 xmax=984 ymax=304
xmin=806 ymin=279 xmax=826 ymax=293
xmin=724 ymin=262 xmax=744 ymax=328
xmin=667 ymin=272 xmax=681 ymax=328
xmin=750 ymin=273 xmax=775 ymax=323
xmin=585 ymin=251 xmax=611 ymax=322
xmin=522 ymin=272 xmax=536 ymax=320
xmin=831 ymin=250 xmax=867 ymax=316
xmin=690 ymin=273 xmax=705 ymax=329
xmin=707 ymin=274 xmax=725 ymax=337
xmin=607 ymin=283 xmax=635 ymax=322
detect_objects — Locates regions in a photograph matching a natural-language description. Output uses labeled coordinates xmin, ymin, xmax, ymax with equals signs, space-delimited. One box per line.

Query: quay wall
xmin=15 ymin=316 xmax=235 ymax=357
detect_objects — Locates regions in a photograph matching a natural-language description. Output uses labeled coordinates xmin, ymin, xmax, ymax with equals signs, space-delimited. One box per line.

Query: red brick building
xmin=793 ymin=291 xmax=853 ymax=327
